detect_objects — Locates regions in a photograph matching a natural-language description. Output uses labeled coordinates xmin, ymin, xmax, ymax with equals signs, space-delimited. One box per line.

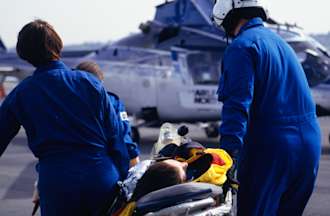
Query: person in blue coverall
xmin=76 ymin=61 xmax=140 ymax=167
xmin=213 ymin=1 xmax=321 ymax=215
xmin=0 ymin=20 xmax=130 ymax=216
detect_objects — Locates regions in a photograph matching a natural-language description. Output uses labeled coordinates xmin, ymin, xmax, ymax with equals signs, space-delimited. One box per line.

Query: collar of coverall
xmin=34 ymin=60 xmax=69 ymax=75
xmin=237 ymin=17 xmax=264 ymax=36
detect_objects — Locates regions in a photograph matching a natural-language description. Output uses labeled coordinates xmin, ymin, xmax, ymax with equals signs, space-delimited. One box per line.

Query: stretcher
xmin=106 ymin=123 xmax=237 ymax=216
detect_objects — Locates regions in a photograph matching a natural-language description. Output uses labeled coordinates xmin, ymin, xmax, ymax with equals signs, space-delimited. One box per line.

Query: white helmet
xmin=212 ymin=0 xmax=269 ymax=27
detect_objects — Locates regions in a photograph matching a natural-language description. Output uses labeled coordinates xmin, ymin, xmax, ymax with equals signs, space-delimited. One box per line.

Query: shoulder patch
xmin=120 ymin=111 xmax=129 ymax=121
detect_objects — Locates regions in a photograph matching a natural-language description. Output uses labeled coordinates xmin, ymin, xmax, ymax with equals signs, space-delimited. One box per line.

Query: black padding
xmin=186 ymin=153 xmax=213 ymax=181
xmin=158 ymin=143 xmax=178 ymax=157
xmin=135 ymin=182 xmax=222 ymax=215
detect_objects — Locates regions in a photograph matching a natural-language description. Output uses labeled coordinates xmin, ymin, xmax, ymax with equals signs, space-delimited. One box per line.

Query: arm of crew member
xmin=118 ymin=101 xmax=140 ymax=164
xmin=102 ymin=89 xmax=130 ymax=178
xmin=0 ymin=98 xmax=21 ymax=156
xmin=102 ymin=90 xmax=122 ymax=147
xmin=218 ymin=47 xmax=255 ymax=158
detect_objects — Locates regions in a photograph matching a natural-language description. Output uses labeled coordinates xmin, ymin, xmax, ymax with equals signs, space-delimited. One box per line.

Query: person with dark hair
xmin=76 ymin=61 xmax=140 ymax=167
xmin=131 ymin=159 xmax=187 ymax=202
xmin=0 ymin=20 xmax=130 ymax=216
xmin=16 ymin=20 xmax=63 ymax=67
xmin=213 ymin=1 xmax=321 ymax=215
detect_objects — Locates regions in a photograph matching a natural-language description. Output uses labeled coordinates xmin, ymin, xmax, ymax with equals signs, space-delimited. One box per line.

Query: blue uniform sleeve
xmin=117 ymin=100 xmax=140 ymax=159
xmin=102 ymin=89 xmax=130 ymax=179
xmin=0 ymin=95 xmax=21 ymax=156
xmin=218 ymin=47 xmax=255 ymax=157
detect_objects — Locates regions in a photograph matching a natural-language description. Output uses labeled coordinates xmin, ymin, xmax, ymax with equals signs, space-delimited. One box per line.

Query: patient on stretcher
xmin=111 ymin=143 xmax=234 ymax=215
xmin=108 ymin=123 xmax=236 ymax=216
xmin=129 ymin=141 xmax=234 ymax=200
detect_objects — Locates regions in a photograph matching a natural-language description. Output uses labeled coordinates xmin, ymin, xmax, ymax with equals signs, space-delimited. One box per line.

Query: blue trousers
xmin=237 ymin=118 xmax=321 ymax=216
xmin=38 ymin=151 xmax=120 ymax=216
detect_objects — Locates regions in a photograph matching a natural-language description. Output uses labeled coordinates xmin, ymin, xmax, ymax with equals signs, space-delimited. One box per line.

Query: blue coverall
xmin=107 ymin=92 xmax=140 ymax=159
xmin=0 ymin=61 xmax=130 ymax=216
xmin=218 ymin=18 xmax=321 ymax=216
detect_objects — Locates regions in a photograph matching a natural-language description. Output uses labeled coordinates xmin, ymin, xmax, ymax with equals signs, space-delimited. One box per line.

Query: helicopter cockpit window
xmin=288 ymin=41 xmax=314 ymax=62
xmin=288 ymin=41 xmax=330 ymax=87
xmin=186 ymin=52 xmax=222 ymax=85
xmin=288 ymin=41 xmax=314 ymax=53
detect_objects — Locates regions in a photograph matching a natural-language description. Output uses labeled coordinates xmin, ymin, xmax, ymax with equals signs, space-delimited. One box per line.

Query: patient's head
xmin=131 ymin=159 xmax=188 ymax=201
xmin=76 ymin=61 xmax=104 ymax=81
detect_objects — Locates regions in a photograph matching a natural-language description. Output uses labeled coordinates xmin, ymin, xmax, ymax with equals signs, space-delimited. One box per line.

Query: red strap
xmin=210 ymin=153 xmax=225 ymax=166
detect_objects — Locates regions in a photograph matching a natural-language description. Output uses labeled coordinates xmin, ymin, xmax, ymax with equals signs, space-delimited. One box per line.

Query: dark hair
xmin=131 ymin=161 xmax=184 ymax=201
xmin=16 ymin=19 xmax=63 ymax=67
xmin=76 ymin=61 xmax=104 ymax=81
xmin=223 ymin=7 xmax=267 ymax=36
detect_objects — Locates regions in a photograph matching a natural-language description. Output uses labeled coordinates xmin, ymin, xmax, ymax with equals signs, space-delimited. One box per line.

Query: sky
xmin=0 ymin=0 xmax=329 ymax=48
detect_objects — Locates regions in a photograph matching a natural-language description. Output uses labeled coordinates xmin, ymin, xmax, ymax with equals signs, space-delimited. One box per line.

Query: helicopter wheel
xmin=204 ymin=123 xmax=219 ymax=138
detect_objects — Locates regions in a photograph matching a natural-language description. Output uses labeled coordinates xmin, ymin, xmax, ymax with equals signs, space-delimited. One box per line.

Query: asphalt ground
xmin=0 ymin=120 xmax=329 ymax=216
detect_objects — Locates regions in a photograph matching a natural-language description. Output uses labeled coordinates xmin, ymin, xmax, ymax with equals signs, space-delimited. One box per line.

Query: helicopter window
xmin=288 ymin=41 xmax=330 ymax=86
xmin=287 ymin=41 xmax=314 ymax=63
xmin=302 ymin=53 xmax=329 ymax=87
xmin=288 ymin=41 xmax=314 ymax=53
xmin=307 ymin=36 xmax=330 ymax=57
xmin=288 ymin=40 xmax=330 ymax=58
xmin=186 ymin=52 xmax=221 ymax=85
